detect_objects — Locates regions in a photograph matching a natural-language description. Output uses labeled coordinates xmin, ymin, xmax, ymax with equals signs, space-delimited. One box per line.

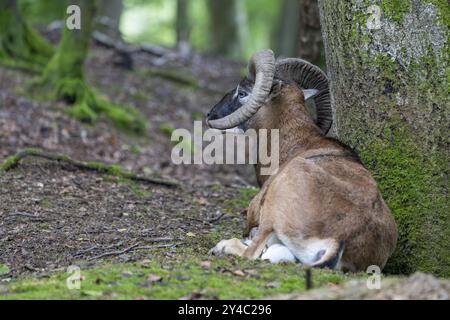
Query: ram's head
xmin=206 ymin=49 xmax=332 ymax=134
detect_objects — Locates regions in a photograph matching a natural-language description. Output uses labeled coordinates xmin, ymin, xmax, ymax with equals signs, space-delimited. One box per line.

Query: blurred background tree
xmin=98 ymin=0 xmax=124 ymax=39
xmin=176 ymin=0 xmax=191 ymax=54
xmin=272 ymin=0 xmax=300 ymax=58
xmin=15 ymin=0 xmax=324 ymax=63
xmin=206 ymin=0 xmax=247 ymax=59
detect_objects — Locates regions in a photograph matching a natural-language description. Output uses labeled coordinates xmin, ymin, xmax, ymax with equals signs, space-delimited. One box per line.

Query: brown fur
xmin=212 ymin=84 xmax=398 ymax=271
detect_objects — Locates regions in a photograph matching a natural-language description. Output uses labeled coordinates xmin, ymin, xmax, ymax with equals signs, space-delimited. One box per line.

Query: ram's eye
xmin=238 ymin=91 xmax=248 ymax=99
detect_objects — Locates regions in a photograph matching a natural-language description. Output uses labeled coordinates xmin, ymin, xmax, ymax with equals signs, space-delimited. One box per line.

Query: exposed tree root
xmin=36 ymin=76 xmax=148 ymax=134
xmin=0 ymin=148 xmax=179 ymax=188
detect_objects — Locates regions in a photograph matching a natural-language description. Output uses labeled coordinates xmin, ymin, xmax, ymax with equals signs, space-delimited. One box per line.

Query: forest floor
xmin=0 ymin=37 xmax=448 ymax=300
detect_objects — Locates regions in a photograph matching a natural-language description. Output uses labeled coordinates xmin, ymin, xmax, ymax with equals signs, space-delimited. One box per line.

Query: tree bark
xmin=298 ymin=0 xmax=323 ymax=68
xmin=318 ymin=0 xmax=449 ymax=276
xmin=38 ymin=0 xmax=146 ymax=133
xmin=0 ymin=0 xmax=53 ymax=71
xmin=98 ymin=0 xmax=123 ymax=39
xmin=206 ymin=0 xmax=246 ymax=59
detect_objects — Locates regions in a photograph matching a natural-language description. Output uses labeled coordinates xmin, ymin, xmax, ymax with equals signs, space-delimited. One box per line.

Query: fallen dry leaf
xmin=147 ymin=274 xmax=162 ymax=282
xmin=139 ymin=259 xmax=152 ymax=268
xmin=266 ymin=281 xmax=280 ymax=288
xmin=233 ymin=269 xmax=246 ymax=277
xmin=200 ymin=261 xmax=211 ymax=270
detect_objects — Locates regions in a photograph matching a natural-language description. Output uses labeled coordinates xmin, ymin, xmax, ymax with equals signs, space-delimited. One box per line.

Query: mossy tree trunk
xmin=0 ymin=0 xmax=53 ymax=71
xmin=318 ymin=0 xmax=449 ymax=276
xmin=39 ymin=0 xmax=146 ymax=134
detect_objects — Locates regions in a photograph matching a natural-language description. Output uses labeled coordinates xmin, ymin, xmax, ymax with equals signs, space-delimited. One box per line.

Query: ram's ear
xmin=302 ymin=89 xmax=319 ymax=101
xmin=268 ymin=79 xmax=282 ymax=100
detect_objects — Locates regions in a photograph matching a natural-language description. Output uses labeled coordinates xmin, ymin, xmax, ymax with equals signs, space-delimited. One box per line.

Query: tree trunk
xmin=206 ymin=0 xmax=246 ymax=59
xmin=318 ymin=0 xmax=449 ymax=276
xmin=272 ymin=0 xmax=300 ymax=58
xmin=98 ymin=0 xmax=123 ymax=39
xmin=298 ymin=0 xmax=324 ymax=68
xmin=176 ymin=0 xmax=191 ymax=53
xmin=0 ymin=0 xmax=53 ymax=71
xmin=39 ymin=0 xmax=146 ymax=134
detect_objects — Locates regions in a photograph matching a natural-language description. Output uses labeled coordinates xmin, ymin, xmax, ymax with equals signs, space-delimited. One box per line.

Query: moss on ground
xmin=0 ymin=253 xmax=352 ymax=300
xmin=224 ymin=187 xmax=260 ymax=213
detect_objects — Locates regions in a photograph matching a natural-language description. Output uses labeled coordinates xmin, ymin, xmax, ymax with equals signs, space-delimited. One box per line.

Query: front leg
xmin=209 ymin=238 xmax=248 ymax=257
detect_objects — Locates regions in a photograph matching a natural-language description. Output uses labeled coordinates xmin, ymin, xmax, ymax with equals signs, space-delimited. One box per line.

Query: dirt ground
xmin=0 ymin=40 xmax=255 ymax=277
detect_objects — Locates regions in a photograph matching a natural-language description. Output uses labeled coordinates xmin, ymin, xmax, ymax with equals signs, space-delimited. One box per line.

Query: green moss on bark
xmin=319 ymin=0 xmax=449 ymax=275
xmin=380 ymin=0 xmax=411 ymax=24
xmin=0 ymin=0 xmax=53 ymax=71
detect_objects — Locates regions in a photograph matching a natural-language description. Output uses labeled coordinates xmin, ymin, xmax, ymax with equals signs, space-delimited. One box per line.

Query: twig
xmin=88 ymin=243 xmax=179 ymax=261
xmin=0 ymin=148 xmax=179 ymax=188
xmin=88 ymin=243 xmax=141 ymax=261
xmin=143 ymin=237 xmax=180 ymax=242
xmin=72 ymin=245 xmax=99 ymax=257
xmin=7 ymin=211 xmax=48 ymax=222
xmin=132 ymin=244 xmax=179 ymax=251
xmin=207 ymin=212 xmax=226 ymax=223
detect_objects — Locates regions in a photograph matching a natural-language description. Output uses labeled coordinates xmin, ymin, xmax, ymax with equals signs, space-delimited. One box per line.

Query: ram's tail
xmin=280 ymin=236 xmax=345 ymax=270
xmin=312 ymin=240 xmax=345 ymax=269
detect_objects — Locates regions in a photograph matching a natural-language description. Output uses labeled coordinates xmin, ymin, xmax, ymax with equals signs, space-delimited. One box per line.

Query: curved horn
xmin=275 ymin=58 xmax=332 ymax=134
xmin=208 ymin=49 xmax=275 ymax=130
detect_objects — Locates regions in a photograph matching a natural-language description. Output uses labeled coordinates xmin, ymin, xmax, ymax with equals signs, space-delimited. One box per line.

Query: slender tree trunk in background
xmin=38 ymin=0 xmax=146 ymax=133
xmin=0 ymin=0 xmax=53 ymax=71
xmin=318 ymin=0 xmax=449 ymax=276
xmin=298 ymin=0 xmax=323 ymax=68
xmin=272 ymin=0 xmax=299 ymax=58
xmin=98 ymin=0 xmax=123 ymax=39
xmin=206 ymin=0 xmax=245 ymax=59
xmin=176 ymin=0 xmax=191 ymax=54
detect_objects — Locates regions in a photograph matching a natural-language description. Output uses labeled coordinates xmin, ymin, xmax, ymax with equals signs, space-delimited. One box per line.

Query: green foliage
xmin=121 ymin=0 xmax=176 ymax=47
